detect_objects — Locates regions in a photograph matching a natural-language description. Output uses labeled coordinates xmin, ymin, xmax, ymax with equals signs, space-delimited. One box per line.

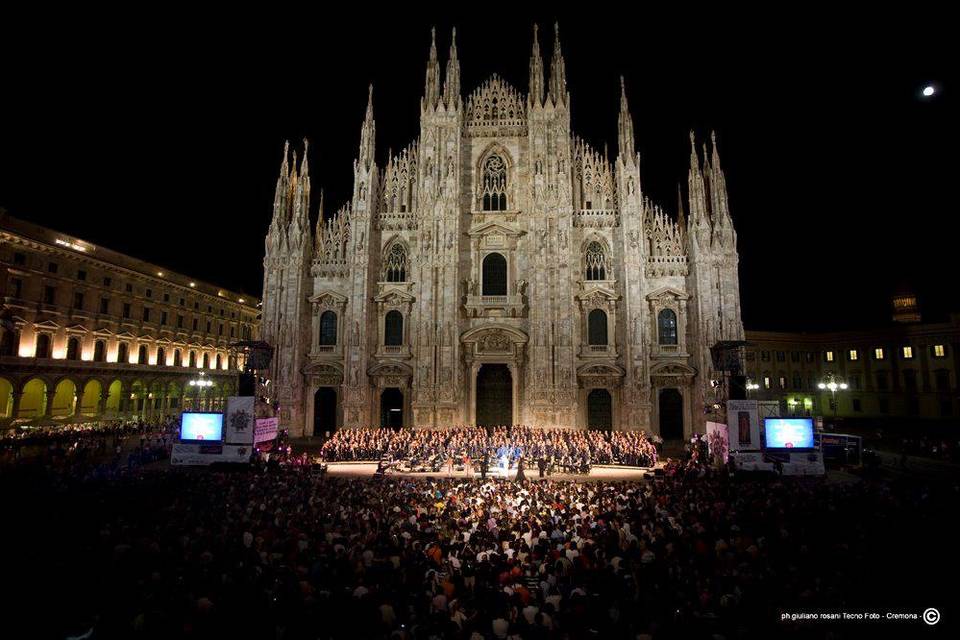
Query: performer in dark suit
xmin=515 ymin=455 xmax=526 ymax=482
xmin=480 ymin=454 xmax=488 ymax=480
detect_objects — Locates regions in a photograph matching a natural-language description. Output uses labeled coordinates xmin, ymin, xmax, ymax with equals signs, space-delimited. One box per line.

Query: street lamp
xmin=817 ymin=374 xmax=848 ymax=420
xmin=189 ymin=371 xmax=214 ymax=411
xmin=188 ymin=371 xmax=214 ymax=388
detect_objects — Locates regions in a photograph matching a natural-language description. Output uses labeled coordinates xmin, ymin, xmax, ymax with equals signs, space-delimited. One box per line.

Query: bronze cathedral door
xmin=476 ymin=364 xmax=512 ymax=427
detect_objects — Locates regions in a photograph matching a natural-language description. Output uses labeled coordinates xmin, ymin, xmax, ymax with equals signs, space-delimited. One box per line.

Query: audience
xmin=2 ymin=422 xmax=955 ymax=638
xmin=7 ymin=455 xmax=952 ymax=639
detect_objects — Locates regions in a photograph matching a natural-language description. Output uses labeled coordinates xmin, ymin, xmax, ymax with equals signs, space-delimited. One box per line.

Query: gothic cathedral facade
xmin=261 ymin=26 xmax=744 ymax=437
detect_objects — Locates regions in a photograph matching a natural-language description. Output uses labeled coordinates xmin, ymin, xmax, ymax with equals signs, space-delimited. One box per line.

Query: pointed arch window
xmin=658 ymin=309 xmax=678 ymax=345
xmin=584 ymin=241 xmax=608 ymax=280
xmin=382 ymin=244 xmax=407 ymax=282
xmin=481 ymin=155 xmax=507 ymax=211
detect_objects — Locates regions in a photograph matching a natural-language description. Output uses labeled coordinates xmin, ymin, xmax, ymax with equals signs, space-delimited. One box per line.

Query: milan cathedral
xmin=261 ymin=25 xmax=744 ymax=437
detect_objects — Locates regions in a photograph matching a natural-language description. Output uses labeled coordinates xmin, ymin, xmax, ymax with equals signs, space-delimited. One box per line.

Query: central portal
xmin=476 ymin=363 xmax=512 ymax=427
xmin=380 ymin=388 xmax=404 ymax=430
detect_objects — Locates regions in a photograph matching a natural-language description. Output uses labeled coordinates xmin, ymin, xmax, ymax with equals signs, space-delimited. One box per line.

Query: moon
xmin=922 ymin=85 xmax=936 ymax=97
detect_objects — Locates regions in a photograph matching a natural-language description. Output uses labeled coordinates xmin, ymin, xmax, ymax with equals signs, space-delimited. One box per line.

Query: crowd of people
xmin=0 ymin=418 xmax=178 ymax=469
xmin=4 ymin=449 xmax=952 ymax=639
xmin=3 ymin=418 xmax=957 ymax=638
xmin=320 ymin=426 xmax=660 ymax=473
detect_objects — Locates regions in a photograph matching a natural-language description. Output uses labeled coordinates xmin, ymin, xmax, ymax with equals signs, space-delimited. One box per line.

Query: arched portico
xmin=302 ymin=362 xmax=344 ymax=437
xmin=461 ymin=325 xmax=527 ymax=427
xmin=649 ymin=361 xmax=697 ymax=439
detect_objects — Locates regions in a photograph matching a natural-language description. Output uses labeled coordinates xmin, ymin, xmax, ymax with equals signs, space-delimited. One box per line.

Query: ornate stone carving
xmin=478 ymin=331 xmax=511 ymax=353
xmin=259 ymin=39 xmax=744 ymax=436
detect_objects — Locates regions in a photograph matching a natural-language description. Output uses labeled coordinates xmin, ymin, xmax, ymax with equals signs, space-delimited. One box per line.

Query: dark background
xmin=1 ymin=7 xmax=955 ymax=330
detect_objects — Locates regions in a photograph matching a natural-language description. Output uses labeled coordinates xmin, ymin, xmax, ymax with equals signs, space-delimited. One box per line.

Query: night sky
xmin=2 ymin=8 xmax=955 ymax=330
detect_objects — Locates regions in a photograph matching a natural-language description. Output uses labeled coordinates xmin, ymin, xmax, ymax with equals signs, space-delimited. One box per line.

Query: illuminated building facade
xmin=0 ymin=211 xmax=260 ymax=426
xmin=744 ymin=311 xmax=959 ymax=423
xmin=261 ymin=26 xmax=744 ymax=437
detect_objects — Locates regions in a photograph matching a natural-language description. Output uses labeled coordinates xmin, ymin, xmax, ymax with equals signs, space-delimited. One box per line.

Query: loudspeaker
xmin=238 ymin=372 xmax=256 ymax=396
xmin=729 ymin=375 xmax=747 ymax=400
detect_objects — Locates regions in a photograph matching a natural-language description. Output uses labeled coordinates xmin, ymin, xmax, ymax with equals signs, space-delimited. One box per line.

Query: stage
xmin=322 ymin=461 xmax=661 ymax=481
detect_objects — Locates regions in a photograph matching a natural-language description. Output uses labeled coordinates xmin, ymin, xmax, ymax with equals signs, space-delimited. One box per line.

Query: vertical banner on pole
xmin=224 ymin=396 xmax=255 ymax=445
xmin=726 ymin=399 xmax=760 ymax=451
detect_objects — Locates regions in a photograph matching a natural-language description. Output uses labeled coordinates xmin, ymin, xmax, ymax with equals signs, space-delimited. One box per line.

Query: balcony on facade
xmin=464 ymin=293 xmax=525 ymax=318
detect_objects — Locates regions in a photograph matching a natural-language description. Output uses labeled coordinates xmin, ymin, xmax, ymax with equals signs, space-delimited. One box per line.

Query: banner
xmin=255 ymin=417 xmax=279 ymax=444
xmin=171 ymin=443 xmax=252 ymax=466
xmin=705 ymin=421 xmax=729 ymax=465
xmin=726 ymin=399 xmax=760 ymax=451
xmin=224 ymin=396 xmax=255 ymax=445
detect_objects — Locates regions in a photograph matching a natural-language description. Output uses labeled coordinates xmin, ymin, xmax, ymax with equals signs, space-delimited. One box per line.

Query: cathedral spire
xmin=314 ymin=188 xmax=325 ymax=238
xmin=548 ymin=22 xmax=567 ymax=106
xmin=443 ymin=27 xmax=461 ymax=108
xmin=270 ymin=140 xmax=292 ymax=232
xmin=688 ymin=131 xmax=710 ymax=228
xmin=423 ymin=27 xmax=441 ymax=109
xmin=707 ymin=130 xmax=732 ymax=230
xmin=710 ymin=130 xmax=721 ymax=170
xmin=617 ymin=76 xmax=636 ymax=160
xmin=280 ymin=139 xmax=290 ymax=178
xmin=529 ymin=23 xmax=545 ymax=107
xmin=677 ymin=183 xmax=687 ymax=229
xmin=299 ymin=138 xmax=309 ymax=178
xmin=358 ymin=84 xmax=376 ymax=170
xmin=689 ymin=130 xmax=700 ymax=174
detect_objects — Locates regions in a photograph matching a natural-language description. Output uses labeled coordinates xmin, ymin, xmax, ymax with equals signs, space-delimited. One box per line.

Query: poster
xmin=171 ymin=443 xmax=252 ymax=466
xmin=705 ymin=421 xmax=729 ymax=464
xmin=255 ymin=417 xmax=279 ymax=444
xmin=726 ymin=399 xmax=760 ymax=451
xmin=223 ymin=396 xmax=255 ymax=445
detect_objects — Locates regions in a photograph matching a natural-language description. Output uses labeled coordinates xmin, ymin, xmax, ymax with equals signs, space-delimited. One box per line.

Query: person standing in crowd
xmin=515 ymin=455 xmax=526 ymax=482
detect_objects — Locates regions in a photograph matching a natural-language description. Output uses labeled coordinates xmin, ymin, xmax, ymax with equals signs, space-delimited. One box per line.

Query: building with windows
xmin=262 ymin=26 xmax=744 ymax=437
xmin=743 ymin=311 xmax=959 ymax=423
xmin=0 ymin=211 xmax=260 ymax=426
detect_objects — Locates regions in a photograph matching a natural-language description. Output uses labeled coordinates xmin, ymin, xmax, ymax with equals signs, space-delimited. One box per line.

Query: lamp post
xmin=189 ymin=371 xmax=214 ymax=411
xmin=817 ymin=374 xmax=848 ymax=421
xmin=746 ymin=381 xmax=760 ymax=395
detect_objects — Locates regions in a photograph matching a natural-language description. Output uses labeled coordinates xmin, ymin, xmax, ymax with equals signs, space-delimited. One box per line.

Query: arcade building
xmin=0 ymin=211 xmax=260 ymax=427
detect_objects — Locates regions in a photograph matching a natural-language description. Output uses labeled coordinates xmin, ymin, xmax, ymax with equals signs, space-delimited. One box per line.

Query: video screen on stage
xmin=763 ymin=417 xmax=815 ymax=450
xmin=180 ymin=412 xmax=224 ymax=443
